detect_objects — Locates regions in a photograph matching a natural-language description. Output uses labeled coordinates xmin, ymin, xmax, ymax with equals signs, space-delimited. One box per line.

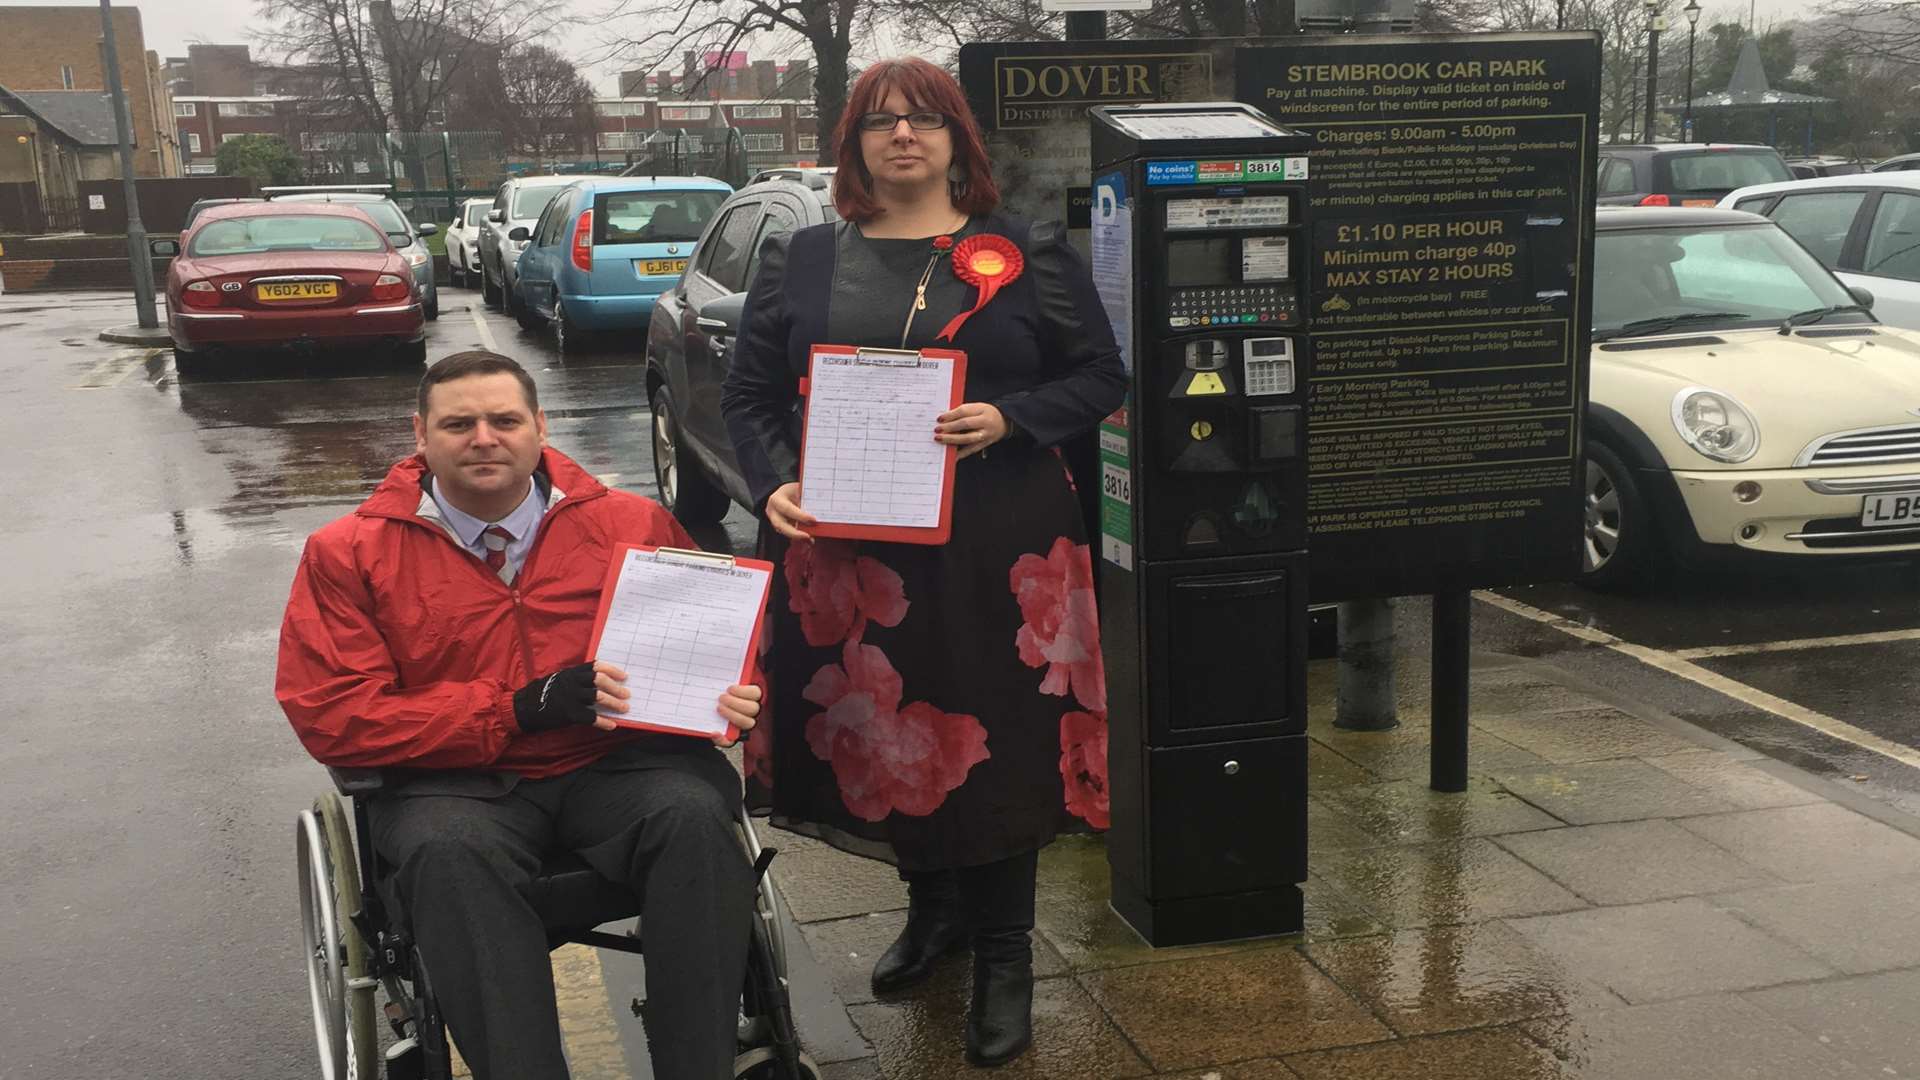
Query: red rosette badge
xmin=936 ymin=234 xmax=1024 ymax=342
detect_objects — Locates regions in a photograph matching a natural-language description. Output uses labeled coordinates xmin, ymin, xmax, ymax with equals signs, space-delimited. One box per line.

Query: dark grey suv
xmin=643 ymin=168 xmax=839 ymax=526
xmin=1596 ymin=144 xmax=1791 ymax=207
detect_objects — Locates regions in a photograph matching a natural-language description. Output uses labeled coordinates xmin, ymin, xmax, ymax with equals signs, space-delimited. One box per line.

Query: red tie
xmin=482 ymin=525 xmax=514 ymax=575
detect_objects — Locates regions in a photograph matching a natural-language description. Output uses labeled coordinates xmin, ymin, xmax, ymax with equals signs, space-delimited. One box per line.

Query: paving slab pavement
xmin=763 ymin=650 xmax=1920 ymax=1079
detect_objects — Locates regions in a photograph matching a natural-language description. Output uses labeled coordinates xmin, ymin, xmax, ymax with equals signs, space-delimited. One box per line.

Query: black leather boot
xmin=960 ymin=851 xmax=1039 ymax=1067
xmin=870 ymin=869 xmax=966 ymax=994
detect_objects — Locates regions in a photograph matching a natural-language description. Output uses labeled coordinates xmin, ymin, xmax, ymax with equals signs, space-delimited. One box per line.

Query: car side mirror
xmin=415 ymin=222 xmax=438 ymax=237
xmin=150 ymin=237 xmax=180 ymax=257
xmin=1849 ymin=284 xmax=1876 ymax=309
xmin=488 ymin=209 xmax=506 ymax=223
xmin=508 ymin=226 xmax=531 ymax=242
xmin=701 ymin=290 xmax=748 ymax=329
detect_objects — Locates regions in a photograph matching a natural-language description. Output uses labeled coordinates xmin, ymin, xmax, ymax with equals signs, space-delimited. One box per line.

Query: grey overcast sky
xmin=4 ymin=0 xmax=1810 ymax=96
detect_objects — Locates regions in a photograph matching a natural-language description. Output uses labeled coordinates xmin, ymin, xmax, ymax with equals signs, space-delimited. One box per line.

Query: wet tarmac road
xmin=1 ymin=286 xmax=1916 ymax=1077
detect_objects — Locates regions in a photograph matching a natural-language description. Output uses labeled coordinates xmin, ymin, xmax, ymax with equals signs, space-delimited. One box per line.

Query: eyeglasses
xmin=858 ymin=111 xmax=948 ymax=132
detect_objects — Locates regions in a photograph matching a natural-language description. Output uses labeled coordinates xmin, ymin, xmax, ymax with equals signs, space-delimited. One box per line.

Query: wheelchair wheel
xmin=297 ymin=793 xmax=378 ymax=1079
xmin=731 ymin=1046 xmax=824 ymax=1080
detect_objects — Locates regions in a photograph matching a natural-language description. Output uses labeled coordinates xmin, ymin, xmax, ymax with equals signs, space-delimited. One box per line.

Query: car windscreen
xmin=1668 ymin=151 xmax=1792 ymax=193
xmin=188 ymin=215 xmax=386 ymax=257
xmin=1592 ymin=224 xmax=1859 ymax=336
xmin=512 ymin=185 xmax=568 ymax=219
xmin=595 ymin=190 xmax=729 ymax=244
xmin=348 ymin=201 xmax=410 ymax=238
xmin=466 ymin=203 xmax=489 ymax=227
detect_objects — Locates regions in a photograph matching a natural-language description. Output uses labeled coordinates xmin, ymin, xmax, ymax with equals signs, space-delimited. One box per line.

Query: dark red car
xmin=160 ymin=202 xmax=426 ymax=373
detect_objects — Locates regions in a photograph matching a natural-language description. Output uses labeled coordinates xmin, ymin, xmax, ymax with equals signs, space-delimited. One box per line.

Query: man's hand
xmin=766 ymin=482 xmax=815 ymax=542
xmin=514 ymin=661 xmax=629 ymax=733
xmin=713 ymin=683 xmax=762 ymax=747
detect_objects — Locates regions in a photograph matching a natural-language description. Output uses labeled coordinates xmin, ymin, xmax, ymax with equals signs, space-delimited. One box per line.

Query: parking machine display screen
xmin=1167 ymin=239 xmax=1236 ymax=287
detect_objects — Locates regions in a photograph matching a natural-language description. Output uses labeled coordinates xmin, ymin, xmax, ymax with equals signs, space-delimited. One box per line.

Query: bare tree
xmin=455 ymin=43 xmax=598 ymax=157
xmin=1814 ymin=0 xmax=1920 ymax=68
xmin=259 ymin=0 xmax=559 ymax=135
xmin=884 ymin=0 xmax=1297 ymax=49
xmin=1420 ymin=0 xmax=1667 ymax=141
xmin=600 ymin=0 xmax=867 ymax=145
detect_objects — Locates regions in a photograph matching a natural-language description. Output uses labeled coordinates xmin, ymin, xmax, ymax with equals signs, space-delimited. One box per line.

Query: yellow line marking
xmin=69 ymin=350 xmax=153 ymax=390
xmin=468 ymin=300 xmax=498 ymax=353
xmin=1671 ymin=629 xmax=1920 ymax=661
xmin=1474 ymin=590 xmax=1920 ymax=772
xmin=553 ymin=942 xmax=633 ymax=1078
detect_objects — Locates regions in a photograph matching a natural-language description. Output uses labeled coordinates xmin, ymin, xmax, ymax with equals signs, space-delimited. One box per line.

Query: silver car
xmin=264 ymin=186 xmax=440 ymax=320
xmin=478 ymin=175 xmax=591 ymax=310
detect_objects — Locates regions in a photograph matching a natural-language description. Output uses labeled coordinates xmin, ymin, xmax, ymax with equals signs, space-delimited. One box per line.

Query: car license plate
xmin=1861 ymin=492 xmax=1920 ymax=527
xmin=256 ymin=281 xmax=338 ymax=301
xmin=637 ymin=258 xmax=687 ymax=276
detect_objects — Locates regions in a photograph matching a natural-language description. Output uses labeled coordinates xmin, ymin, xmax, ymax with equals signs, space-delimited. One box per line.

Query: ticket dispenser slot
xmin=1091 ymin=102 xmax=1314 ymax=947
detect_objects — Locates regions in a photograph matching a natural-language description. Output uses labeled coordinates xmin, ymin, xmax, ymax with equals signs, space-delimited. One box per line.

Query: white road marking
xmin=596 ymin=473 xmax=622 ymax=486
xmin=1475 ymin=590 xmax=1920 ymax=772
xmin=1672 ymin=628 xmax=1920 ymax=661
xmin=468 ymin=300 xmax=498 ymax=352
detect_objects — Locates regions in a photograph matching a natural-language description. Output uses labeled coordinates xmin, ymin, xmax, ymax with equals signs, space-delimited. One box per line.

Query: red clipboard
xmin=583 ymin=543 xmax=774 ymax=742
xmin=798 ymin=344 xmax=968 ymax=545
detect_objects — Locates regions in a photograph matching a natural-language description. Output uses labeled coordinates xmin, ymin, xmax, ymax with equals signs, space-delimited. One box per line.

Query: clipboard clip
xmin=854 ymin=347 xmax=924 ymax=367
xmin=651 ymin=546 xmax=737 ymax=566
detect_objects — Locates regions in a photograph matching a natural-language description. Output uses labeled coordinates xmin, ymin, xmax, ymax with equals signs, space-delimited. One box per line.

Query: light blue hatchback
xmin=507 ymin=176 xmax=732 ymax=349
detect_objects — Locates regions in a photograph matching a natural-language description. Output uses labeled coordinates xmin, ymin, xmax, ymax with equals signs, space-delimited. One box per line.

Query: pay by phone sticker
xmin=1165 ymin=195 xmax=1291 ymax=231
xmin=1241 ymin=236 xmax=1291 ymax=282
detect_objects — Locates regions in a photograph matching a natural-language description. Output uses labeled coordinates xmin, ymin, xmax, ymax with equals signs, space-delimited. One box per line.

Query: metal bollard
xmin=1335 ymin=598 xmax=1399 ymax=731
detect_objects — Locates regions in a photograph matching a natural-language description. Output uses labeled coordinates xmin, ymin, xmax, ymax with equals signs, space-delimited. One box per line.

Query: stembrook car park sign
xmin=1237 ymin=33 xmax=1602 ymax=601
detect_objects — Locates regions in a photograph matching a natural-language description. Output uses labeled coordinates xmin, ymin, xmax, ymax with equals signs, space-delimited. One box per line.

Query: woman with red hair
xmin=722 ymin=57 xmax=1125 ymax=1067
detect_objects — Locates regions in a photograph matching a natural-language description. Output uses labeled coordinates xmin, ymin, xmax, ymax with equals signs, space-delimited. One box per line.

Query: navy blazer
xmin=720 ymin=213 xmax=1128 ymax=513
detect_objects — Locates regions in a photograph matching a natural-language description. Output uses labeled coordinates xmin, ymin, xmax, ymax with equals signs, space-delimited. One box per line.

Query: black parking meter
xmin=1089 ymin=103 xmax=1312 ymax=946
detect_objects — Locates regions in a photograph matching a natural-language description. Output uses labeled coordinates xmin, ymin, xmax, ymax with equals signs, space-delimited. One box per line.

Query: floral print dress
xmin=723 ymin=215 xmax=1128 ymax=871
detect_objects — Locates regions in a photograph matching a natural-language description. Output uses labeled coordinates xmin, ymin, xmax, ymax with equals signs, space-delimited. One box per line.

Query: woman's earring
xmin=948 ymin=162 xmax=970 ymax=199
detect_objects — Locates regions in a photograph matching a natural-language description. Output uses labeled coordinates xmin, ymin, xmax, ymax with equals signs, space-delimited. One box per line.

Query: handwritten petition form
xmin=802 ymin=351 xmax=955 ymax=528
xmin=590 ymin=548 xmax=769 ymax=738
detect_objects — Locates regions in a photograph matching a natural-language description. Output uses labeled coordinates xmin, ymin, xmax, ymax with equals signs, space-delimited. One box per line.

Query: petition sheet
xmin=590 ymin=549 xmax=769 ymax=738
xmin=802 ymin=351 xmax=954 ymax=528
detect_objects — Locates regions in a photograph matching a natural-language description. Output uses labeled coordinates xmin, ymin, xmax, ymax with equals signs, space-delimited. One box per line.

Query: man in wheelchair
xmin=276 ymin=350 xmax=764 ymax=1079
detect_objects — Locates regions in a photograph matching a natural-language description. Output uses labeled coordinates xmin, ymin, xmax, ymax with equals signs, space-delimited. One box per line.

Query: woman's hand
xmin=766 ymin=482 xmax=816 ymax=542
xmin=713 ymin=683 xmax=762 ymax=747
xmin=935 ymin=403 xmax=1008 ymax=460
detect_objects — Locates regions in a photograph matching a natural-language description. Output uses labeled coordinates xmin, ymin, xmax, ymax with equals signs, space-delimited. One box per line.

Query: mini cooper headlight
xmin=1671 ymin=386 xmax=1760 ymax=464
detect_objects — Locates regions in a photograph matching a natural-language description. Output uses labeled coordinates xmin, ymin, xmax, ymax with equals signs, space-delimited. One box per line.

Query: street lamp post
xmin=1644 ymin=0 xmax=1665 ymax=143
xmin=99 ymin=0 xmax=158 ymax=329
xmin=1683 ymin=0 xmax=1703 ymax=141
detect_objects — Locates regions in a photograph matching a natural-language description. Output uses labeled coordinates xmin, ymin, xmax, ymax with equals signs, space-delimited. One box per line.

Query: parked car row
xmin=438 ymin=173 xmax=734 ymax=354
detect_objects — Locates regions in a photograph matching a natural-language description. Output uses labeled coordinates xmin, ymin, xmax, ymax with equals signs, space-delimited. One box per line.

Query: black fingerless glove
xmin=513 ymin=663 xmax=599 ymax=733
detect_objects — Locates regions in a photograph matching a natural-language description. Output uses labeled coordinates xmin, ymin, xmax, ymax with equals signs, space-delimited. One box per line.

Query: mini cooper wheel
xmin=1582 ymin=441 xmax=1662 ymax=591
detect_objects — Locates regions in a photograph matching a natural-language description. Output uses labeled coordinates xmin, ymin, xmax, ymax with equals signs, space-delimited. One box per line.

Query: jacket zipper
xmin=394 ymin=488 xmax=590 ymax=683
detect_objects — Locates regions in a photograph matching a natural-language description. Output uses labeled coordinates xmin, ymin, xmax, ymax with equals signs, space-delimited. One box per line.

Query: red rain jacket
xmin=276 ymin=448 xmax=696 ymax=779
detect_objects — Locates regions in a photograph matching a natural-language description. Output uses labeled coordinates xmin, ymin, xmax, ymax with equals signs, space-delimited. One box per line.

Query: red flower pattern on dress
xmin=784 ymin=539 xmax=910 ymax=647
xmin=1009 ymin=537 xmax=1106 ymax=712
xmin=1059 ymin=710 xmax=1110 ymax=829
xmin=803 ymin=640 xmax=990 ymax=822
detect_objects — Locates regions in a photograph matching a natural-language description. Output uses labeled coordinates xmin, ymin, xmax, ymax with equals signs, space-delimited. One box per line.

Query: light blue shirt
xmin=425 ymin=475 xmax=548 ymax=582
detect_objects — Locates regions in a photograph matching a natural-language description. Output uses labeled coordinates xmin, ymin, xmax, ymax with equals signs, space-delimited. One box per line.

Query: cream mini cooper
xmin=1585 ymin=206 xmax=1920 ymax=587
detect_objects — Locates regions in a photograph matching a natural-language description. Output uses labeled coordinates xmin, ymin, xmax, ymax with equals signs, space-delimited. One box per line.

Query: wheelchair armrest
xmin=327 ymin=766 xmax=388 ymax=797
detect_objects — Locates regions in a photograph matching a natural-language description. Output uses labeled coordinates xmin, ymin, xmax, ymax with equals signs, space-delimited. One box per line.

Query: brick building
xmin=170 ymin=96 xmax=294 ymax=174
xmin=592 ymin=97 xmax=823 ymax=173
xmin=0 ymin=5 xmax=178 ymax=178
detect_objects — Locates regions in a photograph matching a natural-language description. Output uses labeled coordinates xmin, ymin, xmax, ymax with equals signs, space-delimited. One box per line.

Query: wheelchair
xmin=295 ymin=767 xmax=822 ymax=1080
